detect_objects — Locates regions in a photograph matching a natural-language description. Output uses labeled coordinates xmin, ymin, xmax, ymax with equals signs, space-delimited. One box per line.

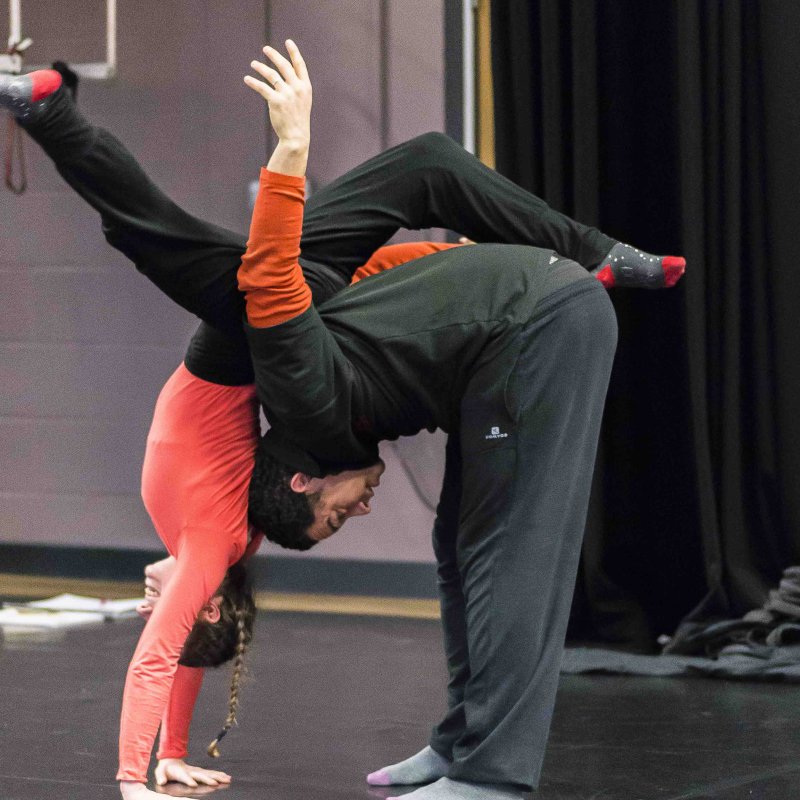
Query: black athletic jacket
xmin=245 ymin=243 xmax=552 ymax=476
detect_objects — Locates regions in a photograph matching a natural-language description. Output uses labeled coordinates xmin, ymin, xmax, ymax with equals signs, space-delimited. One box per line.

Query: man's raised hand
xmin=245 ymin=40 xmax=311 ymax=151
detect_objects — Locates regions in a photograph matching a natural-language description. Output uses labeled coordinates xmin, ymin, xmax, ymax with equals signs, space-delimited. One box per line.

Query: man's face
xmin=293 ymin=460 xmax=386 ymax=542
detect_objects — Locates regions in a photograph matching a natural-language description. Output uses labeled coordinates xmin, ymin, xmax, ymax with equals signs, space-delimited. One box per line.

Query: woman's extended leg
xmin=300 ymin=132 xmax=683 ymax=290
xmin=15 ymin=78 xmax=248 ymax=336
xmin=8 ymin=71 xmax=680 ymax=333
xmin=300 ymin=132 xmax=614 ymax=283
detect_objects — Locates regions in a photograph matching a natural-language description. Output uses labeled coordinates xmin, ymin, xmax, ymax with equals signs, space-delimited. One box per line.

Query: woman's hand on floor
xmin=155 ymin=758 xmax=232 ymax=788
xmin=136 ymin=555 xmax=177 ymax=620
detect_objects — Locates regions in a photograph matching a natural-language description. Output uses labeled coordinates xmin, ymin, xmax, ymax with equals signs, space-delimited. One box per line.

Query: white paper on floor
xmin=0 ymin=593 xmax=141 ymax=629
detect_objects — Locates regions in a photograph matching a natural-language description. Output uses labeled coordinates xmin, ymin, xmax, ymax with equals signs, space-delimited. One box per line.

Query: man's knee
xmin=588 ymin=284 xmax=618 ymax=355
xmin=561 ymin=281 xmax=618 ymax=359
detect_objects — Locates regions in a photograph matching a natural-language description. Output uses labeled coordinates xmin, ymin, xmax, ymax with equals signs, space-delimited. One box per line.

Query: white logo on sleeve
xmin=485 ymin=425 xmax=509 ymax=440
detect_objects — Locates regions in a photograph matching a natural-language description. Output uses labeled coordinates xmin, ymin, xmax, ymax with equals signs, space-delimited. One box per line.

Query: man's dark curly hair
xmin=248 ymin=439 xmax=319 ymax=551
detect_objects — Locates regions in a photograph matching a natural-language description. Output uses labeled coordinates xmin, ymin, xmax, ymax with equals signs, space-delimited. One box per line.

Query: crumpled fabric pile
xmin=561 ymin=567 xmax=800 ymax=681
xmin=665 ymin=565 xmax=800 ymax=658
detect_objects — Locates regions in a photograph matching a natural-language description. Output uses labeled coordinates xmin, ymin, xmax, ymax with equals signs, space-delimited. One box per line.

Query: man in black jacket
xmin=237 ymin=43 xmax=620 ymax=800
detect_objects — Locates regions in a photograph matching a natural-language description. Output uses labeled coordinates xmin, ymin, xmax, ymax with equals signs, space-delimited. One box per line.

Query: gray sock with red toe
xmin=592 ymin=242 xmax=686 ymax=289
xmin=0 ymin=69 xmax=63 ymax=120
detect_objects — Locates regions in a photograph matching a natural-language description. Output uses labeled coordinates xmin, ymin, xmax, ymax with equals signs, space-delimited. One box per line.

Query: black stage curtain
xmin=491 ymin=1 xmax=800 ymax=650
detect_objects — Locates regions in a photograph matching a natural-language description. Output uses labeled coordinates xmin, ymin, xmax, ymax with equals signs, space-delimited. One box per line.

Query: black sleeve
xmin=245 ymin=305 xmax=379 ymax=473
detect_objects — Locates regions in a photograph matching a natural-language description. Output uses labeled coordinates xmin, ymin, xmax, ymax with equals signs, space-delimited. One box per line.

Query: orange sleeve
xmin=237 ymin=169 xmax=311 ymax=328
xmin=156 ymin=665 xmax=204 ymax=761
xmin=117 ymin=529 xmax=230 ymax=782
xmin=351 ymin=242 xmax=463 ymax=284
xmin=154 ymin=532 xmax=261 ymax=762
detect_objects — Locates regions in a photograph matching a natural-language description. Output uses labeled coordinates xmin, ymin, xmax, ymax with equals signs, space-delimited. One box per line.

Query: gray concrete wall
xmin=0 ymin=1 xmax=446 ymax=564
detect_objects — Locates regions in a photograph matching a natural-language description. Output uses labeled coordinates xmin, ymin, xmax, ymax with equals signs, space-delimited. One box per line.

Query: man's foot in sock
xmin=367 ymin=745 xmax=450 ymax=786
xmin=0 ymin=69 xmax=62 ymax=121
xmin=387 ymin=776 xmax=525 ymax=800
xmin=592 ymin=242 xmax=685 ymax=289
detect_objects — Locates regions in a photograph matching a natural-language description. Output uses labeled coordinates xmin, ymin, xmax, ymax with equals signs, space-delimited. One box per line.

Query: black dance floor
xmin=2 ymin=611 xmax=799 ymax=799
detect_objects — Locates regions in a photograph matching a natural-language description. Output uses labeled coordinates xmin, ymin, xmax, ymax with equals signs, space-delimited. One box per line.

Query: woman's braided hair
xmin=206 ymin=604 xmax=248 ymax=757
xmin=178 ymin=560 xmax=256 ymax=758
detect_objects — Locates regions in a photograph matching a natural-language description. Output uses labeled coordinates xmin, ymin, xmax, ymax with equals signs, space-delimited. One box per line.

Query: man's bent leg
xmin=429 ymin=435 xmax=469 ymax=762
xmin=447 ymin=269 xmax=617 ymax=791
xmin=367 ymin=435 xmax=464 ymax=787
xmin=19 ymin=86 xmax=247 ymax=335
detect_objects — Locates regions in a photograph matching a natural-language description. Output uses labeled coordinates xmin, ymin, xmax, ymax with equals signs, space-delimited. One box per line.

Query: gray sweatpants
xmin=429 ymin=260 xmax=617 ymax=791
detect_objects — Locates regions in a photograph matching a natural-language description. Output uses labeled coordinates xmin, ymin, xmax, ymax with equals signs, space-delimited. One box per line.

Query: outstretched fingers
xmin=244 ymin=39 xmax=312 ymax=153
xmin=286 ymin=39 xmax=309 ymax=82
xmin=244 ymin=40 xmax=310 ymax=101
xmin=263 ymin=43 xmax=301 ymax=86
xmin=243 ymin=70 xmax=278 ymax=101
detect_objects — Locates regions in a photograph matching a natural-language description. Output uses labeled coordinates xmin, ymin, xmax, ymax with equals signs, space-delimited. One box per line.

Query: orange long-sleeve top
xmin=118 ymin=169 xmax=460 ymax=784
xmin=117 ymin=365 xmax=260 ymax=782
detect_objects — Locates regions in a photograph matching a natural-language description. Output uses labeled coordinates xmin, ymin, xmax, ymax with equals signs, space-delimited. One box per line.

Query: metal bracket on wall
xmin=0 ymin=52 xmax=23 ymax=75
xmin=6 ymin=0 xmax=117 ymax=79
